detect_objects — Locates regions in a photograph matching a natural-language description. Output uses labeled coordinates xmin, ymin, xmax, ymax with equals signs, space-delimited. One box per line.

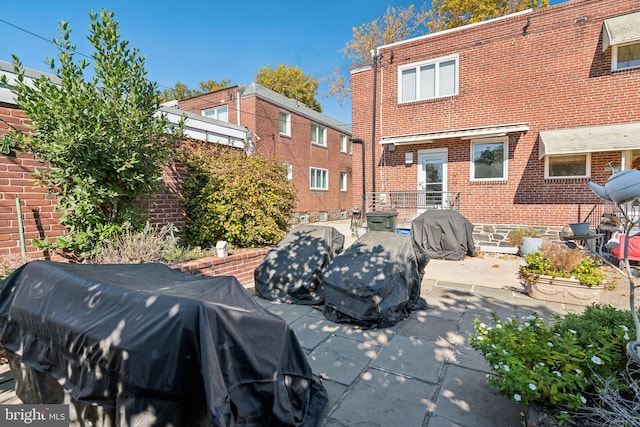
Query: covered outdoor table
xmin=0 ymin=261 xmax=328 ymax=427
xmin=255 ymin=224 xmax=345 ymax=304
xmin=321 ymin=231 xmax=428 ymax=328
xmin=411 ymin=209 xmax=477 ymax=261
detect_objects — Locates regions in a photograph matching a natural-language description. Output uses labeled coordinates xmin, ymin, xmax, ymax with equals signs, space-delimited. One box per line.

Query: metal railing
xmin=364 ymin=191 xmax=461 ymax=224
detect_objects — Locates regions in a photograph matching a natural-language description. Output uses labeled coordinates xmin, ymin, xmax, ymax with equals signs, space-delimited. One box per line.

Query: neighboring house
xmin=350 ymin=0 xmax=639 ymax=244
xmin=178 ymin=82 xmax=353 ymax=223
xmin=0 ymin=60 xmax=249 ymax=261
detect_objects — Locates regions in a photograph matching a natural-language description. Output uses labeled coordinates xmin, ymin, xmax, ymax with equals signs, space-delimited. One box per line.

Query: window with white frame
xmin=545 ymin=154 xmax=590 ymax=179
xmin=282 ymin=162 xmax=293 ymax=180
xmin=340 ymin=134 xmax=348 ymax=153
xmin=613 ymin=41 xmax=640 ymax=71
xmin=311 ymin=124 xmax=327 ymax=147
xmin=399 ymin=54 xmax=458 ymax=103
xmin=471 ymin=138 xmax=507 ymax=181
xmin=279 ymin=111 xmax=291 ymax=136
xmin=340 ymin=172 xmax=347 ymax=191
xmin=202 ymin=105 xmax=228 ymax=122
xmin=310 ymin=167 xmax=328 ymax=190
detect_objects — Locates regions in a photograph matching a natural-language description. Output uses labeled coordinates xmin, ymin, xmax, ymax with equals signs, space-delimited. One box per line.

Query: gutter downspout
xmin=371 ymin=50 xmax=380 ymax=209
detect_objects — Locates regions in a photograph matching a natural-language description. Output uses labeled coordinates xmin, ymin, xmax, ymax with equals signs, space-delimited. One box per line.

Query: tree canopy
xmin=256 ymin=64 xmax=322 ymax=112
xmin=3 ymin=9 xmax=182 ymax=258
xmin=159 ymin=78 xmax=231 ymax=102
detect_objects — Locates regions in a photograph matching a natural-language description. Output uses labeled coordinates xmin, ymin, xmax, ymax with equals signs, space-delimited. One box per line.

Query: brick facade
xmin=179 ymin=84 xmax=353 ymax=221
xmin=350 ymin=0 xmax=640 ymax=228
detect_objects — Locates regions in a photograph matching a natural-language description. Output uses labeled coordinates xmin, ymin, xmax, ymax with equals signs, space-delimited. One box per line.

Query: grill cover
xmin=255 ymin=225 xmax=345 ymax=305
xmin=321 ymin=231 xmax=428 ymax=328
xmin=0 ymin=261 xmax=327 ymax=426
xmin=411 ymin=209 xmax=477 ymax=261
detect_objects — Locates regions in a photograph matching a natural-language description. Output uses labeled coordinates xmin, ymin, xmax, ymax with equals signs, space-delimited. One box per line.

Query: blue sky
xmin=2 ymin=1 xmax=566 ymax=126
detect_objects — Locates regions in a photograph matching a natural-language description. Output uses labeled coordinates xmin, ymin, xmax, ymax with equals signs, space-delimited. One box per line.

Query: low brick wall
xmin=171 ymin=247 xmax=270 ymax=287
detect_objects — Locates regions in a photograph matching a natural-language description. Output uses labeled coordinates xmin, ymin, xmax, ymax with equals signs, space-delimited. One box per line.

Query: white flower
xmin=494 ymin=364 xmax=499 ymax=370
xmin=518 ymin=326 xmax=523 ymax=331
xmin=625 ymin=332 xmax=630 ymax=340
xmin=569 ymin=329 xmax=577 ymax=334
xmin=538 ymin=362 xmax=545 ymax=367
xmin=491 ymin=344 xmax=497 ymax=349
xmin=580 ymin=395 xmax=587 ymax=404
xmin=547 ymin=342 xmax=554 ymax=347
xmin=620 ymin=325 xmax=629 ymax=332
xmin=574 ymin=369 xmax=582 ymax=374
xmin=524 ymin=322 xmax=530 ymax=327
xmin=514 ymin=393 xmax=522 ymax=403
xmin=496 ymin=324 xmax=502 ymax=329
xmin=476 ymin=336 xmax=484 ymax=341
xmin=553 ymin=370 xmax=562 ymax=377
xmin=503 ymin=365 xmax=510 ymax=372
xmin=529 ymin=383 xmax=537 ymax=391
xmin=591 ymin=355 xmax=602 ymax=365
xmin=480 ymin=323 xmax=487 ymax=328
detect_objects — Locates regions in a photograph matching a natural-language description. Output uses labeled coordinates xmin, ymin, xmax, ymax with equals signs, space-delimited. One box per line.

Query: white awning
xmin=538 ymin=122 xmax=640 ymax=159
xmin=380 ymin=122 xmax=529 ymax=145
xmin=602 ymin=11 xmax=640 ymax=52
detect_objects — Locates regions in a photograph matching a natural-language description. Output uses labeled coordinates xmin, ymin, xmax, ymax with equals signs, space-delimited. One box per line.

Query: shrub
xmin=90 ymin=222 xmax=179 ymax=264
xmin=519 ymin=243 xmax=605 ymax=287
xmin=507 ymin=227 xmax=541 ymax=247
xmin=180 ymin=144 xmax=296 ymax=248
xmin=470 ymin=306 xmax=633 ymax=416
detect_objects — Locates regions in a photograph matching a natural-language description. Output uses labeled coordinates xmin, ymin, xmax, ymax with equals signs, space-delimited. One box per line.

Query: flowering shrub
xmin=470 ymin=307 xmax=632 ymax=413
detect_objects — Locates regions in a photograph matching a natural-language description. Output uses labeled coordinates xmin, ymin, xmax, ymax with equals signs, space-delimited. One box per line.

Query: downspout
xmin=236 ymin=88 xmax=241 ymax=126
xmin=371 ymin=50 xmax=380 ymax=208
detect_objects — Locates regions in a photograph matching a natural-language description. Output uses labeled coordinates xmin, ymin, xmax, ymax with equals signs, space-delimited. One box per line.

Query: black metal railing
xmin=364 ymin=191 xmax=461 ymax=224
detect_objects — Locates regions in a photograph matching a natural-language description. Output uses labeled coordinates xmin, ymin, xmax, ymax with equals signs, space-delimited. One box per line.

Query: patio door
xmin=418 ymin=149 xmax=448 ymax=212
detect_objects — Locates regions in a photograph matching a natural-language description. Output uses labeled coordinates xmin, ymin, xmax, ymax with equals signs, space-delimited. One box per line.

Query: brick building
xmin=350 ymin=0 xmax=639 ymax=242
xmin=178 ymin=82 xmax=353 ymax=223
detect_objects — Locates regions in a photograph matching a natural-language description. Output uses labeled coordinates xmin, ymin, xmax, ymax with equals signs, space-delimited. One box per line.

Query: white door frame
xmin=417 ymin=148 xmax=448 ymax=211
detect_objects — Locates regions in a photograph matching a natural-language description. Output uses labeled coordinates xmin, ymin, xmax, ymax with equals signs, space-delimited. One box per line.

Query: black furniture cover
xmin=255 ymin=224 xmax=345 ymax=305
xmin=0 ymin=261 xmax=327 ymax=427
xmin=411 ymin=209 xmax=477 ymax=261
xmin=321 ymin=231 xmax=428 ymax=328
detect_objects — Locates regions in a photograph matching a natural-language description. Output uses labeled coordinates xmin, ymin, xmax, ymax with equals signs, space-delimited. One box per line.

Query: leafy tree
xmin=181 ymin=144 xmax=296 ymax=248
xmin=256 ymin=65 xmax=322 ymax=112
xmin=160 ymin=81 xmax=202 ymax=102
xmin=2 ymin=9 xmax=182 ymax=258
xmin=429 ymin=0 xmax=549 ymax=32
xmin=159 ymin=79 xmax=231 ymax=102
xmin=198 ymin=79 xmax=231 ymax=93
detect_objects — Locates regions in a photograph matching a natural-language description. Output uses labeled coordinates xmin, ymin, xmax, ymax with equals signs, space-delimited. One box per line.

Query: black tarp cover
xmin=321 ymin=231 xmax=428 ymax=328
xmin=0 ymin=261 xmax=328 ymax=427
xmin=255 ymin=224 xmax=345 ymax=305
xmin=411 ymin=209 xmax=477 ymax=261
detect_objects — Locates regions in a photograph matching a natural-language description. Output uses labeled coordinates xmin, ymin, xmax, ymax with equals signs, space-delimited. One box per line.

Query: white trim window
xmin=470 ymin=138 xmax=508 ymax=181
xmin=311 ymin=123 xmax=327 ymax=147
xmin=279 ymin=111 xmax=291 ymax=136
xmin=399 ymin=54 xmax=458 ymax=103
xmin=545 ymin=153 xmax=591 ymax=179
xmin=282 ymin=162 xmax=293 ymax=180
xmin=612 ymin=41 xmax=640 ymax=72
xmin=340 ymin=172 xmax=347 ymax=191
xmin=310 ymin=167 xmax=328 ymax=190
xmin=202 ymin=105 xmax=228 ymax=122
xmin=340 ymin=134 xmax=348 ymax=153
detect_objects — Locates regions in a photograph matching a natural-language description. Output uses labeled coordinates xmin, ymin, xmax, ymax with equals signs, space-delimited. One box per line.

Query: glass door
xmin=418 ymin=149 xmax=448 ymax=211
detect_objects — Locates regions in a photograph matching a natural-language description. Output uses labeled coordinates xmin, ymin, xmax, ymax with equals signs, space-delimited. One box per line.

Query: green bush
xmin=181 ymin=145 xmax=296 ymax=248
xmin=470 ymin=305 xmax=635 ymax=420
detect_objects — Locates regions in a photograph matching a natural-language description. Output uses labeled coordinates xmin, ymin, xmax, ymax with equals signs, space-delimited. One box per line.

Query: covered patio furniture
xmin=411 ymin=209 xmax=477 ymax=261
xmin=321 ymin=231 xmax=428 ymax=328
xmin=255 ymin=224 xmax=345 ymax=305
xmin=0 ymin=261 xmax=328 ymax=427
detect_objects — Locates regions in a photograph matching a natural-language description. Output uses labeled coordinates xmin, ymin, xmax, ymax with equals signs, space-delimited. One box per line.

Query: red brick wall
xmin=351 ymin=0 xmax=640 ymax=227
xmin=177 ymin=86 xmax=241 ymax=125
xmin=172 ymin=248 xmax=269 ymax=287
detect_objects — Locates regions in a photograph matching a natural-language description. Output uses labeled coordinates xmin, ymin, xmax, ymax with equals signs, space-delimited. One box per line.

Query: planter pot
xmin=526 ymin=275 xmax=604 ymax=306
xmin=519 ymin=237 xmax=543 ymax=256
xmin=569 ymin=222 xmax=590 ymax=236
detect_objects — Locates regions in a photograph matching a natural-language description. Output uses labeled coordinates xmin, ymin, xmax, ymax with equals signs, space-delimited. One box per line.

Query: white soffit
xmin=602 ymin=11 xmax=640 ymax=52
xmin=538 ymin=122 xmax=640 ymax=159
xmin=380 ymin=123 xmax=529 ymax=146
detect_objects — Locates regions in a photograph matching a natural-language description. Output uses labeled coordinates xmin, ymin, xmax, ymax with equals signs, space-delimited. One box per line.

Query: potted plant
xmin=508 ymin=227 xmax=543 ymax=256
xmin=519 ymin=241 xmax=605 ymax=305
